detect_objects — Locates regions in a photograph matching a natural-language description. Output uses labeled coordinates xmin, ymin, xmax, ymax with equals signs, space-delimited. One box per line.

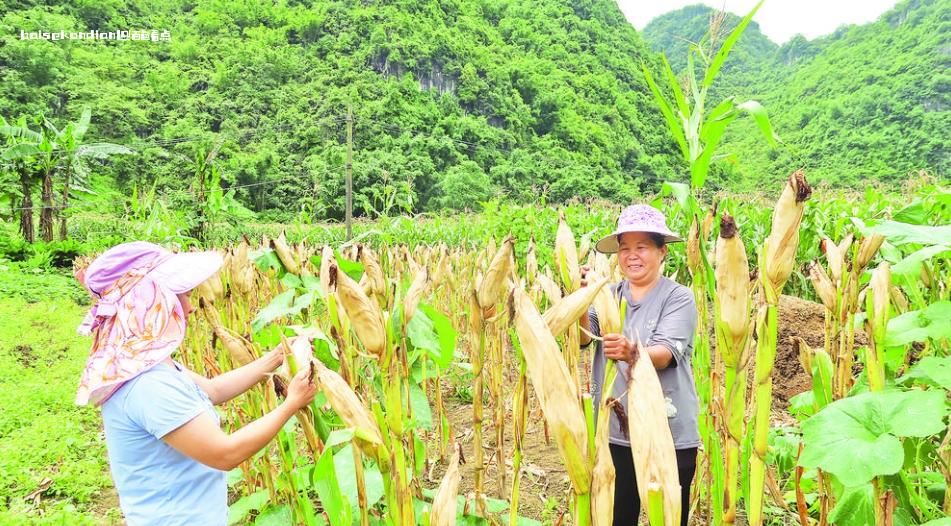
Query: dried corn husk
xmin=312 ymin=357 xmax=384 ymax=453
xmin=808 ymin=261 xmax=836 ymax=311
xmin=686 ymin=217 xmax=701 ymax=274
xmin=591 ymin=402 xmax=616 ymax=526
xmin=526 ymin=237 xmax=538 ymax=286
xmin=627 ymin=332 xmax=681 ymax=525
xmin=855 ymin=234 xmax=885 ymax=270
xmin=271 ymin=231 xmax=301 ymax=275
xmin=591 ymin=278 xmax=621 ymax=335
xmin=763 ymin=170 xmax=812 ymax=297
xmin=335 ymin=262 xmax=386 ymax=357
xmin=214 ymin=324 xmax=256 ymax=366
xmin=555 ymin=212 xmax=581 ymax=291
xmin=359 ymin=245 xmax=386 ymax=298
xmin=542 ymin=277 xmax=608 ymax=337
xmin=820 ymin=238 xmax=844 ymax=284
xmin=537 ymin=270 xmax=562 ymax=306
xmin=477 ymin=235 xmax=514 ymax=309
xmin=429 ymin=445 xmax=462 ymax=526
xmin=403 ymin=268 xmax=429 ymax=324
xmin=230 ymin=240 xmax=254 ymax=294
xmin=715 ymin=214 xmax=752 ymax=355
xmin=512 ymin=286 xmax=590 ymax=492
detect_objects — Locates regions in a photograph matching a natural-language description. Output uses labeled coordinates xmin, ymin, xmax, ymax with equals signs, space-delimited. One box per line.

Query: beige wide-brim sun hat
xmin=594 ymin=204 xmax=684 ymax=254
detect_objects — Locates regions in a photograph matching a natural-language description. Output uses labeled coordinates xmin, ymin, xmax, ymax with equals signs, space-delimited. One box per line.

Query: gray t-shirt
xmin=588 ymin=276 xmax=701 ymax=449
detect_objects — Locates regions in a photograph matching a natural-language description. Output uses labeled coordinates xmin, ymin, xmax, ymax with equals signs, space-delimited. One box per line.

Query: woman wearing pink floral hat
xmin=579 ymin=204 xmax=700 ymax=526
xmin=75 ymin=241 xmax=317 ymax=526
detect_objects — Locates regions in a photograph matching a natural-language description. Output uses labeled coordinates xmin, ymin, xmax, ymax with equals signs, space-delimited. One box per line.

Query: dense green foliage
xmin=1 ymin=0 xmax=690 ymax=223
xmin=642 ymin=0 xmax=950 ymax=190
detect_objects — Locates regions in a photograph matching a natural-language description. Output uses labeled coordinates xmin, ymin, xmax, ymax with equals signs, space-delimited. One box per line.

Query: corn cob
xmin=271 ymin=231 xmax=301 ymax=275
xmin=334 ymin=261 xmax=386 ymax=358
xmin=477 ymin=235 xmax=514 ymax=309
xmin=555 ymin=212 xmax=581 ymax=291
xmin=403 ymin=267 xmax=429 ymax=324
xmin=512 ymin=286 xmax=590 ymax=492
xmin=543 ymin=277 xmax=608 ymax=338
xmin=429 ymin=445 xmax=462 ymax=526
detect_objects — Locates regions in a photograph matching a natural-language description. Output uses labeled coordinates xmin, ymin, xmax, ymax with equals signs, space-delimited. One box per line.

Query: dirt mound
xmin=771 ymin=294 xmax=866 ymax=413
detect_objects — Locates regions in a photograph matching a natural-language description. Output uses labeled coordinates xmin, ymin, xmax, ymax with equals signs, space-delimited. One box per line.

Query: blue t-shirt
xmin=101 ymin=361 xmax=227 ymax=526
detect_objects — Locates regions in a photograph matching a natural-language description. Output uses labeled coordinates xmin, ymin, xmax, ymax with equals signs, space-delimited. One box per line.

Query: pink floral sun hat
xmin=74 ymin=242 xmax=222 ymax=406
xmin=594 ymin=204 xmax=683 ymax=254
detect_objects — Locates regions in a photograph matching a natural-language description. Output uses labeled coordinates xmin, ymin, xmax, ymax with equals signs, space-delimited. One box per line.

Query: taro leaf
xmin=253 ymin=504 xmax=292 ymax=526
xmin=866 ymin=220 xmax=951 ymax=246
xmin=884 ymin=301 xmax=951 ymax=347
xmin=420 ymin=303 xmax=457 ymax=370
xmin=800 ymin=390 xmax=948 ymax=487
xmin=280 ymin=272 xmax=302 ymax=290
xmin=228 ymin=489 xmax=269 ymax=525
xmin=409 ymin=383 xmax=433 ymax=430
xmin=893 ymin=199 xmax=929 ymax=225
xmin=828 ymin=483 xmax=875 ymax=526
xmin=250 ymin=247 xmax=282 ymax=274
xmin=334 ymin=250 xmax=364 ymax=281
xmin=251 ymin=290 xmax=296 ymax=333
xmin=333 ymin=444 xmax=385 ymax=511
xmin=891 ymin=245 xmax=951 ymax=277
xmin=406 ymin=304 xmax=457 ymax=371
xmin=788 ymin=391 xmax=816 ymax=420
xmin=300 ymin=273 xmax=324 ymax=298
xmin=313 ymin=444 xmax=351 ymax=526
xmin=899 ymin=356 xmax=951 ymax=391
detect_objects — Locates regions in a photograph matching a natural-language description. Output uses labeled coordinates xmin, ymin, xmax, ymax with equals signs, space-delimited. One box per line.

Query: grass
xmin=0 ymin=269 xmax=120 ymax=525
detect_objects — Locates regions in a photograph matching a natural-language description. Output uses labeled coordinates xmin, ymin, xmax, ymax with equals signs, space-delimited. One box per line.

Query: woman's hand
xmin=580 ymin=264 xmax=591 ymax=287
xmin=262 ymin=347 xmax=285 ymax=371
xmin=603 ymin=333 xmax=638 ymax=362
xmin=284 ymin=368 xmax=318 ymax=411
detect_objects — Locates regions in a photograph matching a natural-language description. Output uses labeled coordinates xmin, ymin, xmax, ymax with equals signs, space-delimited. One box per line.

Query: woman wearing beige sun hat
xmin=579 ymin=204 xmax=699 ymax=526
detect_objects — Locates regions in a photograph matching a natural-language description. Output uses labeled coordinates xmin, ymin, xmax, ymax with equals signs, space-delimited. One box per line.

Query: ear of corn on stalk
xmin=512 ymin=286 xmax=591 ymax=492
xmin=272 ymin=231 xmax=301 ymax=275
xmin=591 ymin=403 xmax=616 ymax=526
xmin=310 ymin=356 xmax=385 ymax=453
xmin=477 ymin=235 xmax=515 ymax=309
xmin=556 ymin=212 xmax=581 ymax=291
xmin=856 ymin=234 xmax=885 ymax=270
xmin=808 ymin=261 xmax=836 ymax=311
xmin=334 ymin=261 xmax=386 ymax=358
xmin=763 ymin=170 xmax=812 ymax=299
xmin=543 ymin=277 xmax=608 ymax=338
xmin=429 ymin=445 xmax=462 ymax=526
xmin=820 ymin=238 xmax=844 ymax=284
xmin=715 ymin=214 xmax=752 ymax=356
xmin=359 ymin=245 xmax=386 ymax=298
xmin=626 ymin=333 xmax=681 ymax=526
xmin=403 ymin=268 xmax=429 ymax=324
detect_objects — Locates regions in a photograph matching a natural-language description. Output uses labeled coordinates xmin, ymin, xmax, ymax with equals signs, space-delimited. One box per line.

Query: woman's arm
xmin=163 ymin=368 xmax=316 ymax=471
xmin=186 ymin=349 xmax=284 ymax=405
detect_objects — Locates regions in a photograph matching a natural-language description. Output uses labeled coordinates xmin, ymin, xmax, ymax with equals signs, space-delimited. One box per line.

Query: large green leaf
xmin=406 ymin=304 xmax=457 ymax=370
xmin=641 ymin=63 xmax=689 ymax=160
xmin=884 ymin=301 xmax=951 ymax=347
xmin=891 ymin=245 xmax=951 ymax=277
xmin=251 ymin=289 xmax=296 ymax=333
xmin=799 ymin=390 xmax=948 ymax=486
xmin=313 ymin=444 xmax=352 ymax=526
xmin=333 ymin=444 xmax=385 ymax=511
xmin=867 ymin=220 xmax=951 ymax=246
xmin=899 ymin=356 xmax=951 ymax=391
xmin=253 ymin=504 xmax=292 ymax=526
xmin=228 ymin=489 xmax=269 ymax=525
xmin=828 ymin=483 xmax=875 ymax=526
xmin=409 ymin=383 xmax=433 ymax=430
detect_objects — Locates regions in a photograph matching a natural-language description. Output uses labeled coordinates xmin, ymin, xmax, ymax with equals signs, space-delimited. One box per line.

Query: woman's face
xmin=617 ymin=232 xmax=667 ymax=284
xmin=177 ymin=292 xmax=195 ymax=317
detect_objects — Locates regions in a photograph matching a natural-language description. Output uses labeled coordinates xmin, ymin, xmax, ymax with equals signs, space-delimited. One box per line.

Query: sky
xmin=615 ymin=0 xmax=902 ymax=44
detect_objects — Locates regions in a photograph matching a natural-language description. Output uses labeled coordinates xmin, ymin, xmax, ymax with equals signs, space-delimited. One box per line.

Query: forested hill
xmin=1 ymin=0 xmax=687 ymax=219
xmin=642 ymin=0 xmax=950 ymax=190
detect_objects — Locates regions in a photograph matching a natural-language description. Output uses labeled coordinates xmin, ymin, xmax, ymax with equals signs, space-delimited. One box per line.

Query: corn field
xmin=158 ymin=173 xmax=950 ymax=526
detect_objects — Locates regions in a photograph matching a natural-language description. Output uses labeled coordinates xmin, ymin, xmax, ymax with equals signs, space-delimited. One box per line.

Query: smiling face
xmin=617 ymin=231 xmax=667 ymax=285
